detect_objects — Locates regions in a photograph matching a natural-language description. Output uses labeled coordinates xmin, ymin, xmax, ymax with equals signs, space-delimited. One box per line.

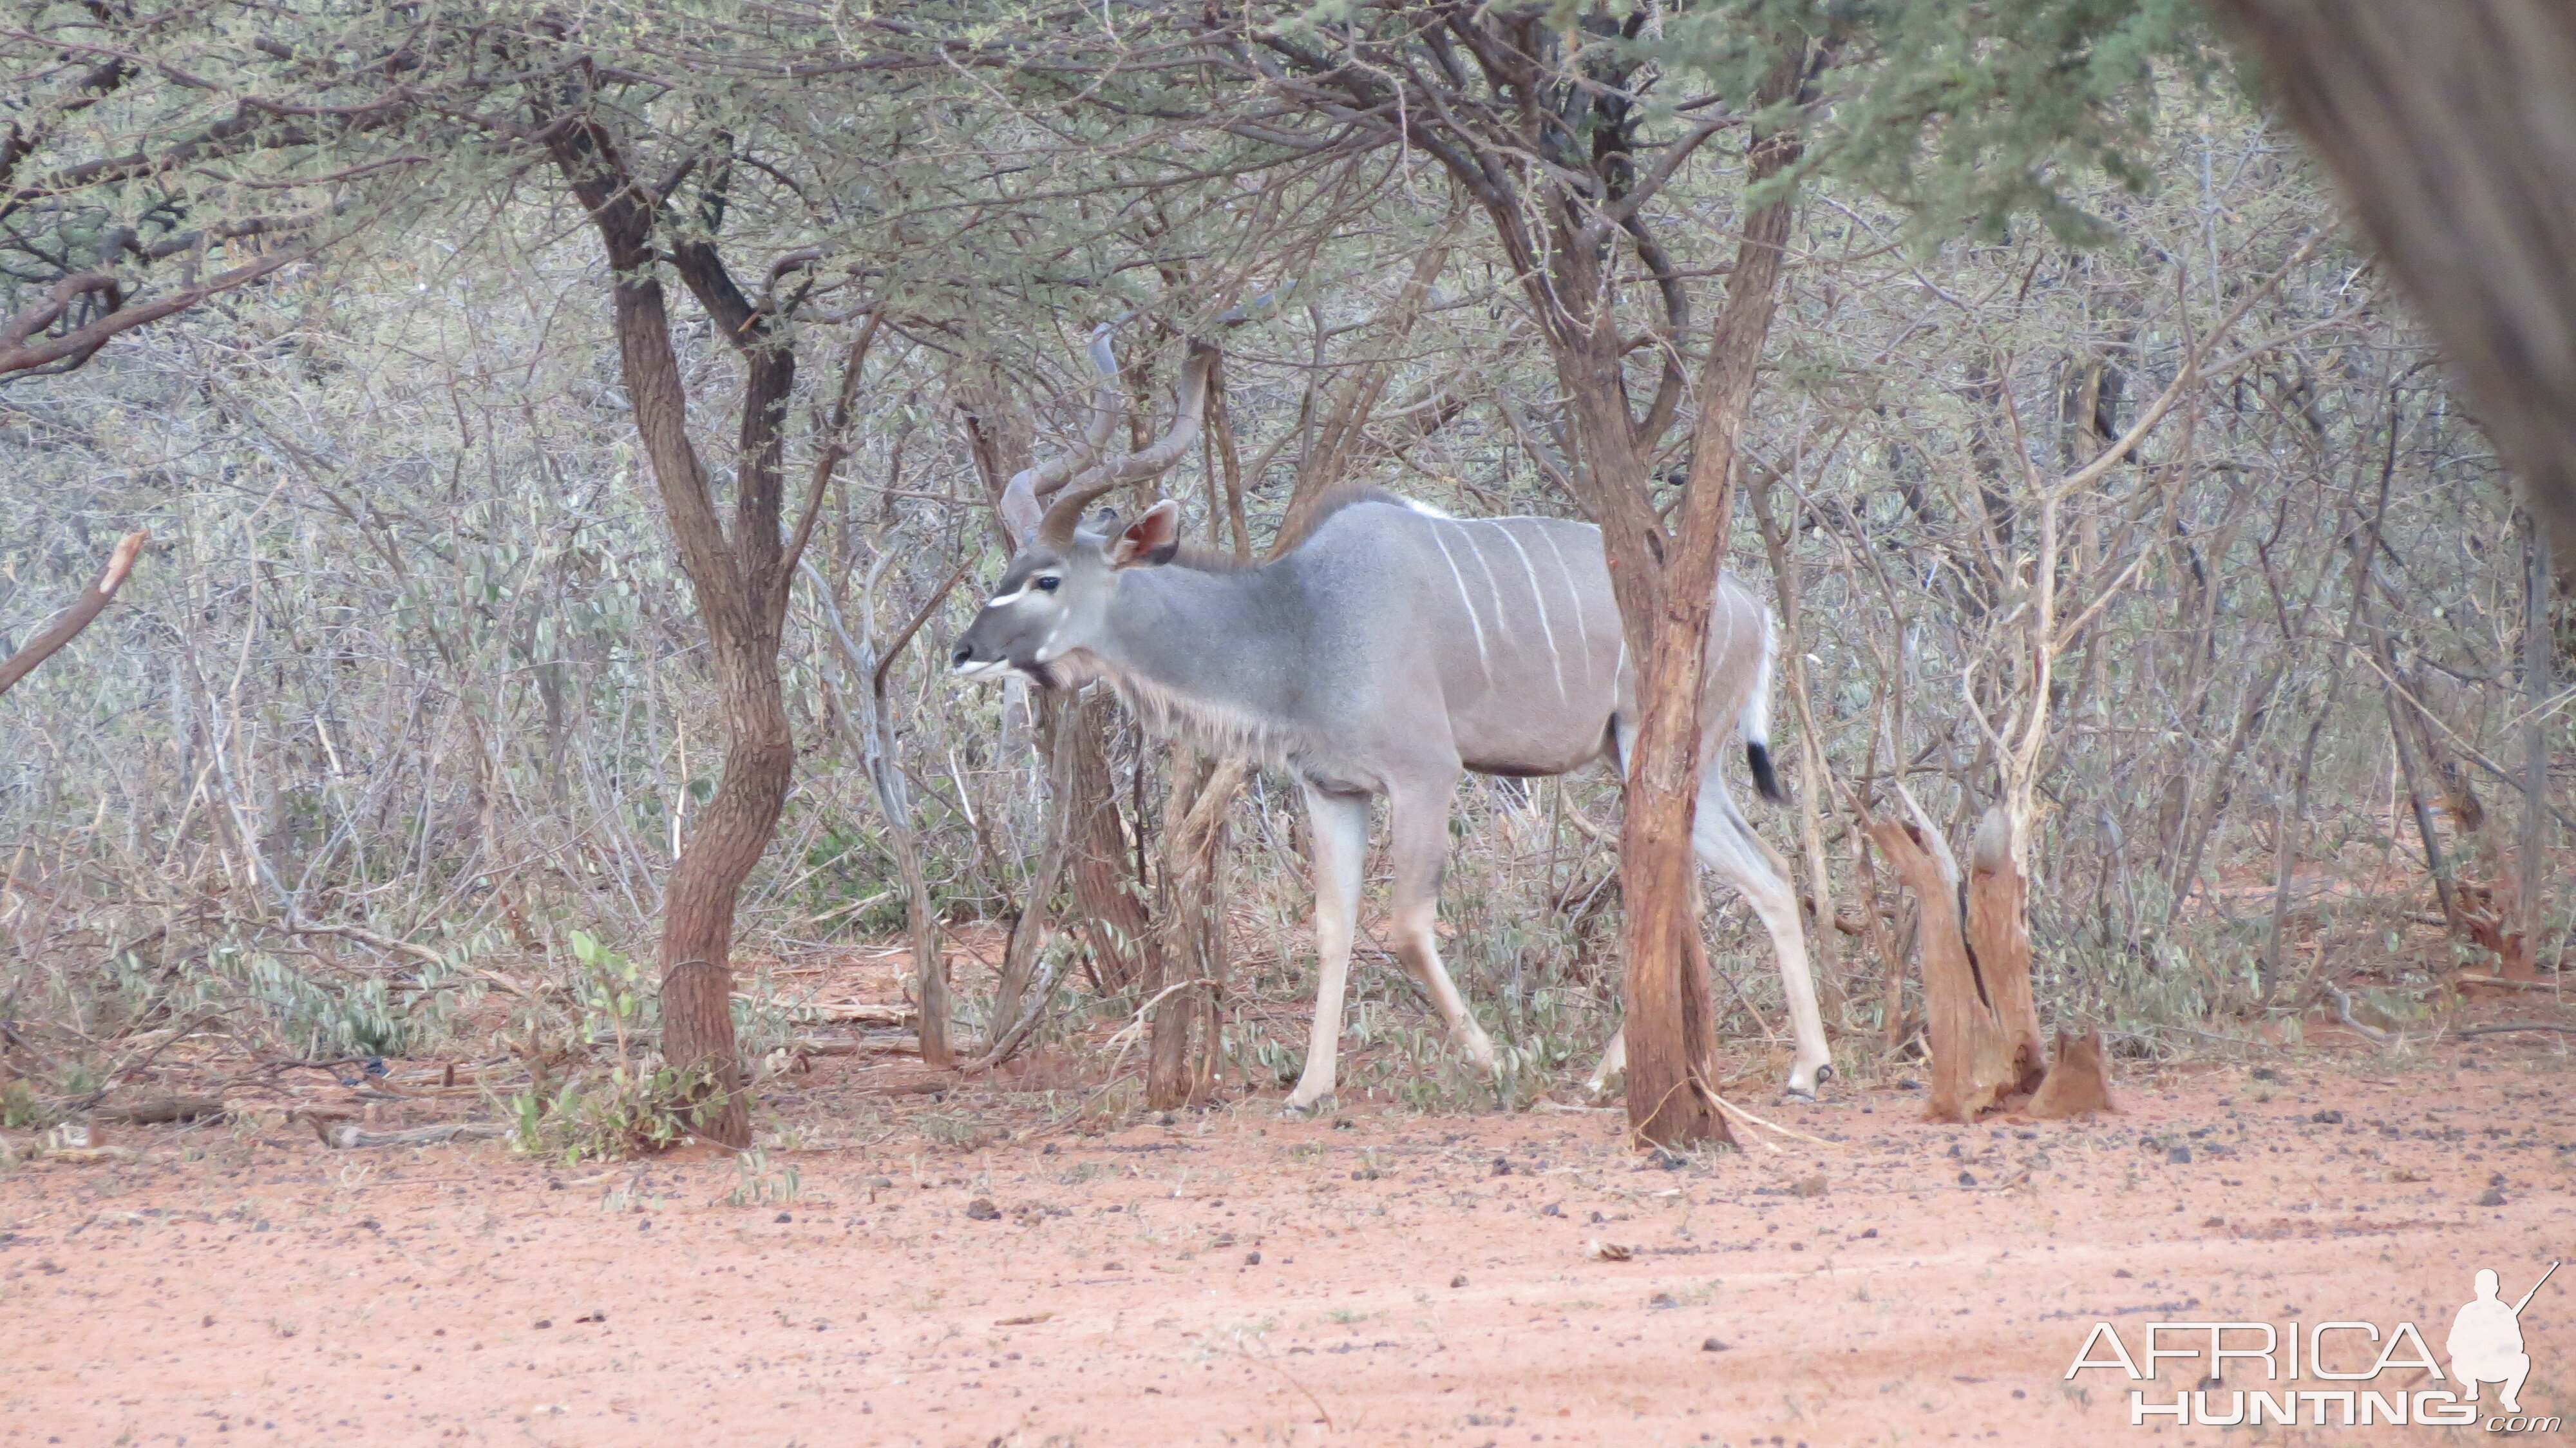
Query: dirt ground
xmin=6 ymin=1018 xmax=2573 ymax=1448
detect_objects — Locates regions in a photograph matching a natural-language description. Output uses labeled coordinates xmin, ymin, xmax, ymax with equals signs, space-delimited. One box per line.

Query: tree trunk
xmin=1146 ymin=750 xmax=1243 ymax=1110
xmin=2213 ymin=1 xmax=2576 ymax=562
xmin=991 ymin=696 xmax=1083 ymax=1049
xmin=1066 ymin=690 xmax=1153 ymax=991
xmin=876 ymin=732 xmax=949 ymax=1070
xmin=1866 ymin=819 xmax=2020 ymax=1122
xmin=545 ymin=114 xmax=822 ymax=1150
xmin=1962 ymin=809 xmax=2047 ymax=1094
xmin=1612 ymin=48 xmax=1806 ymax=1148
xmin=1750 ymin=480 xmax=1844 ymax=1022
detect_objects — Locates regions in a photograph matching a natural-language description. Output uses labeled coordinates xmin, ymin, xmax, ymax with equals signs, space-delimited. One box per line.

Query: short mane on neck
xmin=1098 ymin=667 xmax=1313 ymax=771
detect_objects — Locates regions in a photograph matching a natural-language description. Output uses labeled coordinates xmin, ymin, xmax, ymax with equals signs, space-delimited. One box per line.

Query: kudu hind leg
xmin=1694 ymin=779 xmax=1834 ymax=1098
xmin=1582 ymin=1029 xmax=1626 ymax=1100
xmin=1385 ymin=780 xmax=1499 ymax=1075
xmin=1285 ymin=785 xmax=1370 ymax=1113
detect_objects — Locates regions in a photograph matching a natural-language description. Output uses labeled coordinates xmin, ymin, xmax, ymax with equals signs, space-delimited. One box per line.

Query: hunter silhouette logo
xmin=2450 ymin=1262 xmax=2555 ymax=1415
xmin=2067 ymin=1259 xmax=2561 ymax=1430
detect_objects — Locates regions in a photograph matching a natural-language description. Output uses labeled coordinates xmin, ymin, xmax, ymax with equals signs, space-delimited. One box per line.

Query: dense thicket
xmin=0 ymin=3 xmax=2561 ymax=1143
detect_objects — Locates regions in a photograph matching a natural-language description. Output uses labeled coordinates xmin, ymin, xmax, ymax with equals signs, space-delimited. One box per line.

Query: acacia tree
xmin=1173 ymin=0 xmax=2199 ymax=1141
xmin=527 ymin=99 xmax=851 ymax=1143
xmin=1 ymin=4 xmax=443 ymax=382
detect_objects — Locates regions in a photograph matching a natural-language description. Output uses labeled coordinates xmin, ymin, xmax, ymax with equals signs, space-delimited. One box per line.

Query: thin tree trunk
xmin=1146 ymin=750 xmax=1244 ymax=1110
xmin=867 ymin=650 xmax=949 ymax=1069
xmin=544 ymin=112 xmax=829 ymax=1148
xmin=1066 ymin=689 xmax=1153 ymax=991
xmin=2519 ymin=518 xmax=2553 ymax=975
xmin=2387 ymin=691 xmax=2465 ymax=938
xmin=991 ymin=696 xmax=1082 ymax=1047
xmin=1615 ymin=43 xmax=1806 ymax=1147
xmin=2263 ymin=681 xmax=2342 ymax=996
xmin=1750 ymin=478 xmax=1844 ymax=1022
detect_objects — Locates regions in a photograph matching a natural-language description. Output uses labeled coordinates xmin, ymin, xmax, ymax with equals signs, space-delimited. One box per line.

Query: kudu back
xmin=951 ymin=347 xmax=1829 ymax=1108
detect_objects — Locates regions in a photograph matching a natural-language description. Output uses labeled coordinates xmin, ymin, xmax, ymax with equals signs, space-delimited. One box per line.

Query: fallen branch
xmin=308 ymin=1118 xmax=502 ymax=1150
xmin=2322 ymin=983 xmax=2400 ymax=1045
xmin=281 ymin=915 xmax=445 ymax=972
xmin=1708 ymin=1092 xmax=1843 ymax=1150
xmin=849 ymin=1071 xmax=960 ymax=1096
xmin=91 ymin=1096 xmax=225 ymax=1125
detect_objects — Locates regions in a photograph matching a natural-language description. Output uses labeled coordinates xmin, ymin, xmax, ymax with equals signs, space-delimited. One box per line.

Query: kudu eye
xmin=1036 ymin=575 xmax=1060 ymax=592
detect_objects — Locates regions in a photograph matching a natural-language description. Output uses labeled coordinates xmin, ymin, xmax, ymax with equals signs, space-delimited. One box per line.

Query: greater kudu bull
xmin=951 ymin=336 xmax=1831 ymax=1108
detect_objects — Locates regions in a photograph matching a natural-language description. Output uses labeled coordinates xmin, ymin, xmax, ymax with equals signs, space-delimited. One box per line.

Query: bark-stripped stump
xmin=1865 ymin=811 xmax=2112 ymax=1123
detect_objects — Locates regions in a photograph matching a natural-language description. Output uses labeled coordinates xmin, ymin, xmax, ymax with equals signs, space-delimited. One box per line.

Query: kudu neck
xmin=1075 ymin=562 xmax=1302 ymax=732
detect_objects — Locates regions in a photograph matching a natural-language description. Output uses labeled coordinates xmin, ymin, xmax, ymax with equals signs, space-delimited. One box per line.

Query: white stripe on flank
xmin=1537 ymin=527 xmax=1591 ymax=688
xmin=1458 ymin=524 xmax=1511 ymax=685
xmin=1488 ymin=520 xmax=1567 ymax=703
xmin=1428 ymin=525 xmax=1493 ymax=687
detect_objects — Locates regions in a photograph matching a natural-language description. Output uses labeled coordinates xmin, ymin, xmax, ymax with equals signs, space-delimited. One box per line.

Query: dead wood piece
xmin=2024 ymin=1029 xmax=2116 ymax=1119
xmin=92 ymin=1096 xmax=225 ymax=1125
xmin=2455 ymin=974 xmax=2562 ymax=993
xmin=1866 ymin=817 xmax=2022 ymax=1122
xmin=35 ymin=1146 xmax=137 ymax=1164
xmin=2323 ymin=982 xmax=2397 ymax=1044
xmin=1964 ymin=808 xmax=2049 ymax=1094
xmin=309 ymin=1118 xmax=502 ymax=1150
xmin=851 ymin=1070 xmax=960 ymax=1096
xmin=790 ymin=1002 xmax=915 ymax=1026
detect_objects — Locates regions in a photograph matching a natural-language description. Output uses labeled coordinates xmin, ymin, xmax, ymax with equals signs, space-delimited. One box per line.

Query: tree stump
xmin=2027 ymin=1029 xmax=2114 ymax=1119
xmin=1865 ymin=811 xmax=2112 ymax=1123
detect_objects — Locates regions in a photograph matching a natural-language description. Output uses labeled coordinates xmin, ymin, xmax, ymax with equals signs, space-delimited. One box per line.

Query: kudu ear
xmin=1107 ymin=499 xmax=1183 ymax=567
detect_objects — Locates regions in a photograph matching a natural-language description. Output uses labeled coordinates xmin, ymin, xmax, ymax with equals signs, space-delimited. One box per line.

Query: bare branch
xmin=0 ymin=529 xmax=147 ymax=700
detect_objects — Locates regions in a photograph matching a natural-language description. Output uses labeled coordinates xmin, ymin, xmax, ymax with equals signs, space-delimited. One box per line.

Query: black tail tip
xmin=1747 ymin=741 xmax=1790 ymax=805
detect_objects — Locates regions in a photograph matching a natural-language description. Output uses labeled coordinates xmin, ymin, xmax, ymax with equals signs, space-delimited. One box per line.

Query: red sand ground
xmin=5 ymin=1030 xmax=2571 ymax=1447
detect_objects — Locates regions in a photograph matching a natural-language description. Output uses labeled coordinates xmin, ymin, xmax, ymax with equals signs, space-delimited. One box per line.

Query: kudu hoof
xmin=1782 ymin=1062 xmax=1835 ymax=1103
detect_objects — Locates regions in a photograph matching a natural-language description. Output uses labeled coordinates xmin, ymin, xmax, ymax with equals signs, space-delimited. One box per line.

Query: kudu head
xmin=950 ymin=334 xmax=1215 ymax=689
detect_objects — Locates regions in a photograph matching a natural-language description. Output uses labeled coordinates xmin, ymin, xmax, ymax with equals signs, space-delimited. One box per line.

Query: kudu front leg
xmin=1285 ymin=786 xmax=1370 ymax=1114
xmin=1386 ymin=779 xmax=1499 ymax=1076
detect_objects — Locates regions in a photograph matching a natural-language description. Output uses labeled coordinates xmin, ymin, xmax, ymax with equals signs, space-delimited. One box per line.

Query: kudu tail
xmin=1741 ymin=608 xmax=1791 ymax=806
